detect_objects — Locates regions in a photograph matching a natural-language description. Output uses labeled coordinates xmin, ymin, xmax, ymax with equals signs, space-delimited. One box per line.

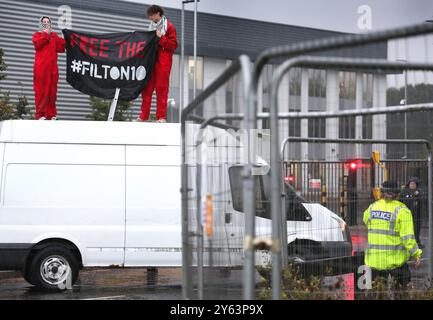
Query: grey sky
xmin=126 ymin=0 xmax=433 ymax=32
xmin=126 ymin=0 xmax=433 ymax=86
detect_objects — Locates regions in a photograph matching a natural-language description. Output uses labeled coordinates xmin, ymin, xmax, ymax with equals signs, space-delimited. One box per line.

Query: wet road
xmin=0 ymin=267 xmax=255 ymax=300
xmin=0 ymin=225 xmax=429 ymax=300
xmin=0 ymin=268 xmax=185 ymax=300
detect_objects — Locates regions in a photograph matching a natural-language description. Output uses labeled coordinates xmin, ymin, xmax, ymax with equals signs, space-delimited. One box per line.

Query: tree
xmin=0 ymin=48 xmax=29 ymax=120
xmin=0 ymin=48 xmax=6 ymax=81
xmin=387 ymin=83 xmax=433 ymax=106
xmin=387 ymin=83 xmax=433 ymax=158
xmin=87 ymin=96 xmax=133 ymax=121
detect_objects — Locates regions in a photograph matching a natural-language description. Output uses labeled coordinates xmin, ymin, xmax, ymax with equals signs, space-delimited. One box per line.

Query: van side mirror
xmin=225 ymin=212 xmax=231 ymax=224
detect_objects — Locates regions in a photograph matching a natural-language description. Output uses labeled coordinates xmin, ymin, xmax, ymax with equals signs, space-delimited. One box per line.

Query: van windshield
xmin=228 ymin=166 xmax=310 ymax=221
xmin=228 ymin=166 xmax=269 ymax=218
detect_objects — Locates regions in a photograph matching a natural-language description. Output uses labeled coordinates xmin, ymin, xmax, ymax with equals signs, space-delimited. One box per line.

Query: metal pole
xmin=280 ymin=184 xmax=288 ymax=269
xmin=397 ymin=58 xmax=409 ymax=158
xmin=404 ymin=67 xmax=408 ymax=105
xmin=239 ymin=55 xmax=256 ymax=301
xmin=195 ymin=130 xmax=204 ymax=300
xmin=181 ymin=123 xmax=193 ymax=299
xmin=428 ymin=147 xmax=433 ymax=284
xmin=107 ymin=88 xmax=120 ymax=121
xmin=404 ymin=69 xmax=408 ymax=157
xmin=196 ymin=103 xmax=433 ymax=128
xmin=179 ymin=2 xmax=185 ymax=122
xmin=280 ymin=141 xmax=289 ymax=269
xmin=269 ymin=75 xmax=282 ymax=300
xmin=193 ymin=0 xmax=197 ymax=100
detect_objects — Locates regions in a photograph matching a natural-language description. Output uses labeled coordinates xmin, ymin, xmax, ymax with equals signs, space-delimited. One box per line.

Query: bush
xmin=0 ymin=49 xmax=29 ymax=120
xmin=258 ymin=264 xmax=433 ymax=300
xmin=87 ymin=96 xmax=133 ymax=121
xmin=0 ymin=48 xmax=6 ymax=81
xmin=257 ymin=264 xmax=345 ymax=300
xmin=358 ymin=276 xmax=433 ymax=300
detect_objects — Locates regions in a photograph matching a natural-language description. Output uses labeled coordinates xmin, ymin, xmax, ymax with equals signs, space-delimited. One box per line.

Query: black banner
xmin=62 ymin=29 xmax=158 ymax=101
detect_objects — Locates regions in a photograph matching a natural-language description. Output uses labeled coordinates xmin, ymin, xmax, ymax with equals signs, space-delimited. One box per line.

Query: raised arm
xmin=159 ymin=24 xmax=177 ymax=51
xmin=32 ymin=32 xmax=50 ymax=50
xmin=54 ymin=33 xmax=66 ymax=53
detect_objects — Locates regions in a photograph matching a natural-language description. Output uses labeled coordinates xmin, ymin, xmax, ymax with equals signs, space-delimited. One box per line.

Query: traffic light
xmin=346 ymin=159 xmax=370 ymax=170
xmin=284 ymin=175 xmax=295 ymax=185
xmin=349 ymin=161 xmax=358 ymax=170
xmin=346 ymin=160 xmax=358 ymax=225
xmin=346 ymin=160 xmax=360 ymax=170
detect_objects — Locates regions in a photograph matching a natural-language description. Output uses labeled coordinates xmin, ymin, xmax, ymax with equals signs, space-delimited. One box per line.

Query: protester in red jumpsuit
xmin=32 ymin=16 xmax=65 ymax=120
xmin=138 ymin=5 xmax=177 ymax=122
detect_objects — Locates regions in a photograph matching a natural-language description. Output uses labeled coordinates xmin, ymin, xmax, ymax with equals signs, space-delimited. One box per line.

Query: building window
xmin=339 ymin=116 xmax=356 ymax=139
xmin=261 ymin=64 xmax=275 ymax=129
xmin=308 ymin=118 xmax=326 ymax=138
xmin=339 ymin=71 xmax=356 ymax=111
xmin=226 ymin=59 xmax=234 ymax=124
xmin=167 ymin=54 xmax=181 ymax=123
xmin=308 ymin=69 xmax=326 ymax=98
xmin=261 ymin=64 xmax=274 ymax=111
xmin=362 ymin=73 xmax=373 ymax=141
xmin=288 ymin=68 xmax=302 ymax=138
xmin=289 ymin=119 xmax=301 ymax=137
xmin=308 ymin=118 xmax=326 ymax=160
xmin=188 ymin=56 xmax=203 ymax=91
xmin=363 ymin=73 xmax=373 ymax=108
xmin=289 ymin=68 xmax=302 ymax=97
xmin=188 ymin=56 xmax=204 ymax=116
xmin=169 ymin=54 xmax=180 ymax=88
xmin=339 ymin=72 xmax=356 ymax=139
xmin=308 ymin=68 xmax=326 ymax=112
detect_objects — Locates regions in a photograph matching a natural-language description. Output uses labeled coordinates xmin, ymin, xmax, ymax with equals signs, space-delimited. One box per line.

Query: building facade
xmin=0 ymin=0 xmax=388 ymax=160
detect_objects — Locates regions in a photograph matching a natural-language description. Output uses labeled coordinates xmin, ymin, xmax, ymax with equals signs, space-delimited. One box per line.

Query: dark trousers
xmin=413 ymin=210 xmax=422 ymax=245
xmin=371 ymin=263 xmax=411 ymax=288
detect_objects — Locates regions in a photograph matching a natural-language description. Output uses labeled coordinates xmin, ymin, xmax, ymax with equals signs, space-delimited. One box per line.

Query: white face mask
xmin=40 ymin=17 xmax=51 ymax=31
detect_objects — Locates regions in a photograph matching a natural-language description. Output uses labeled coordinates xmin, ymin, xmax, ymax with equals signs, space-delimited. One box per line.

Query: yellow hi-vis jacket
xmin=363 ymin=198 xmax=422 ymax=270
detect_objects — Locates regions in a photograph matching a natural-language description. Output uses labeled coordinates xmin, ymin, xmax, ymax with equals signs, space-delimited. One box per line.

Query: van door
xmin=124 ymin=145 xmax=181 ymax=266
xmin=0 ymin=143 xmax=126 ymax=266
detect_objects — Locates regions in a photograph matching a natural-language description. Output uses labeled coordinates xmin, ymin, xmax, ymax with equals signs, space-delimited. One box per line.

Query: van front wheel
xmin=29 ymin=246 xmax=79 ymax=291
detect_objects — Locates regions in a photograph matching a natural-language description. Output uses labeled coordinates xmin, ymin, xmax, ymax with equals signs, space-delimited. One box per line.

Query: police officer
xmin=400 ymin=177 xmax=424 ymax=248
xmin=363 ymin=180 xmax=421 ymax=288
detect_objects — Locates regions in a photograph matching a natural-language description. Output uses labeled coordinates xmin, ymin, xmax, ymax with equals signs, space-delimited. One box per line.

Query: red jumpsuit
xmin=140 ymin=20 xmax=178 ymax=121
xmin=32 ymin=31 xmax=65 ymax=120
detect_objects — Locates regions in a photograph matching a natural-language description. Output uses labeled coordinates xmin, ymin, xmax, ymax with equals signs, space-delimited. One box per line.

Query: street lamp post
xmin=180 ymin=0 xmax=200 ymax=300
xmin=193 ymin=0 xmax=198 ymax=100
xmin=180 ymin=0 xmax=199 ymax=123
xmin=397 ymin=58 xmax=408 ymax=158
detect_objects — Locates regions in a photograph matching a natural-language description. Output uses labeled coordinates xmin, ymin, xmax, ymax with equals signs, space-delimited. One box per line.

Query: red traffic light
xmin=345 ymin=160 xmax=371 ymax=170
xmin=349 ymin=162 xmax=357 ymax=170
xmin=284 ymin=175 xmax=295 ymax=183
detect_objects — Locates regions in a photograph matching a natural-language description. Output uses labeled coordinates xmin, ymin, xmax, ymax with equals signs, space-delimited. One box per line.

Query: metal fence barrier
xmin=267 ymin=57 xmax=433 ymax=299
xmin=282 ymin=159 xmax=428 ymax=224
xmin=243 ymin=23 xmax=433 ymax=300
xmin=181 ymin=22 xmax=433 ymax=300
xmin=180 ymin=55 xmax=252 ymax=299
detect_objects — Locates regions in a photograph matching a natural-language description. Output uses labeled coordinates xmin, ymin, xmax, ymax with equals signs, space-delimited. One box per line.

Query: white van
xmin=0 ymin=120 xmax=351 ymax=290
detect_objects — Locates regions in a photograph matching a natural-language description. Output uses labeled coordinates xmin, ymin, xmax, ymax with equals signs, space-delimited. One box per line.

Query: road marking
xmin=81 ymin=295 xmax=126 ymax=300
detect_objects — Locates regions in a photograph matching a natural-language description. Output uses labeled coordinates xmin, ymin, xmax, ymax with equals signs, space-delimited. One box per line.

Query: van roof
xmin=0 ymin=120 xmax=182 ymax=146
